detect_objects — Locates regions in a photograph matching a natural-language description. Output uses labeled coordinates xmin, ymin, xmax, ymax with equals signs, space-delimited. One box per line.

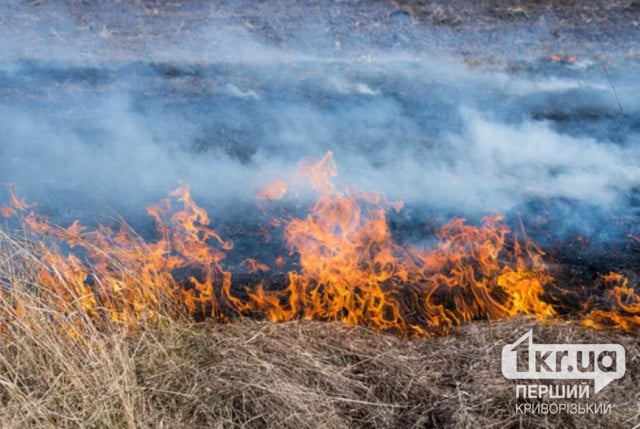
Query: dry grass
xmin=0 ymin=230 xmax=639 ymax=428
xmin=1 ymin=312 xmax=638 ymax=428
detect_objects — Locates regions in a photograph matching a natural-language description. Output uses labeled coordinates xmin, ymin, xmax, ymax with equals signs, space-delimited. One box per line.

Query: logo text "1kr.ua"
xmin=501 ymin=330 xmax=625 ymax=394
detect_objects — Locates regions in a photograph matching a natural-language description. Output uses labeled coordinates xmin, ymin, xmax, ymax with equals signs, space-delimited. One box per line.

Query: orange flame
xmin=256 ymin=182 xmax=288 ymax=200
xmin=241 ymin=258 xmax=270 ymax=273
xmin=583 ymin=272 xmax=640 ymax=331
xmin=241 ymin=152 xmax=555 ymax=335
xmin=1 ymin=184 xmax=34 ymax=218
xmin=0 ymin=152 xmax=634 ymax=337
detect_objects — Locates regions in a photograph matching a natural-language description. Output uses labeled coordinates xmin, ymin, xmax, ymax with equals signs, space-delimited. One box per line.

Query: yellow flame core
xmin=1 ymin=152 xmax=637 ymax=336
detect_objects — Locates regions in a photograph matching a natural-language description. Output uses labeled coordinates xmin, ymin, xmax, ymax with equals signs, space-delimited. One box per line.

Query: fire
xmin=549 ymin=54 xmax=577 ymax=64
xmin=241 ymin=258 xmax=270 ymax=273
xmin=237 ymin=153 xmax=554 ymax=335
xmin=256 ymin=182 xmax=288 ymax=200
xmin=1 ymin=185 xmax=33 ymax=218
xmin=583 ymin=272 xmax=640 ymax=331
xmin=0 ymin=152 xmax=636 ymax=337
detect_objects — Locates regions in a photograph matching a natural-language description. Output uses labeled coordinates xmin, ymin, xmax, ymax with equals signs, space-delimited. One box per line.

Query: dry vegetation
xmin=0 ymin=230 xmax=637 ymax=428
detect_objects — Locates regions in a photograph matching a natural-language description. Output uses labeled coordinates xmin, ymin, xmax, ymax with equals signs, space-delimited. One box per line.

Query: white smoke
xmin=0 ymin=2 xmax=638 ymax=225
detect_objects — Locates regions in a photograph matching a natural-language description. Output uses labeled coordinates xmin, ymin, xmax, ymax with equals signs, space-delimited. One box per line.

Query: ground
xmin=2 ymin=1 xmax=639 ymax=61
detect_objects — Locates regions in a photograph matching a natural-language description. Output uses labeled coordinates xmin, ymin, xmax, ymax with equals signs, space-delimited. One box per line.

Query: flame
xmin=1 ymin=185 xmax=34 ymax=218
xmin=582 ymin=272 xmax=640 ymax=331
xmin=241 ymin=258 xmax=270 ymax=273
xmin=218 ymin=152 xmax=555 ymax=336
xmin=2 ymin=183 xmax=236 ymax=331
xmin=0 ymin=153 xmax=635 ymax=337
xmin=549 ymin=54 xmax=577 ymax=64
xmin=256 ymin=182 xmax=288 ymax=200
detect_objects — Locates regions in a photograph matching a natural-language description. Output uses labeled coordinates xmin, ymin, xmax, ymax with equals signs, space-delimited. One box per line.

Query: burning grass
xmin=1 ymin=152 xmax=638 ymax=337
xmin=0 ymin=212 xmax=638 ymax=428
xmin=1 ymin=151 xmax=639 ymax=427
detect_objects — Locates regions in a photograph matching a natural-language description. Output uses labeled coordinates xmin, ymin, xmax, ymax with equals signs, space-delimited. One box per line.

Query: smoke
xmin=1 ymin=2 xmax=638 ymax=237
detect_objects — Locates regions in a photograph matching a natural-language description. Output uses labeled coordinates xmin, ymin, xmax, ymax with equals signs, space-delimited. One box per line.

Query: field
xmin=1 ymin=1 xmax=639 ymax=428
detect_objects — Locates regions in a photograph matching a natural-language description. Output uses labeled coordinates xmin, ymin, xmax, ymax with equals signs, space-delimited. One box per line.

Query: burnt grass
xmin=3 ymin=1 xmax=640 ymax=61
